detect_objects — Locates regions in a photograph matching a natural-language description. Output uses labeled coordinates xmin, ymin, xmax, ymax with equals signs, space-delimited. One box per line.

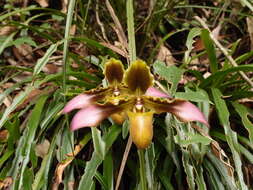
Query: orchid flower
xmin=63 ymin=58 xmax=209 ymax=149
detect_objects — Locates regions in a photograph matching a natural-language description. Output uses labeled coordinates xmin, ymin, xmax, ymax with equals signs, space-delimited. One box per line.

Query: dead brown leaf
xmin=61 ymin=0 xmax=68 ymax=13
xmin=16 ymin=89 xmax=43 ymax=110
xmin=100 ymin=42 xmax=128 ymax=58
xmin=2 ymin=83 xmax=14 ymax=89
xmin=67 ymin=181 xmax=75 ymax=190
xmin=13 ymin=44 xmax=34 ymax=62
xmin=193 ymin=37 xmax=205 ymax=51
xmin=194 ymin=23 xmax=222 ymax=52
xmin=35 ymin=0 xmax=49 ymax=7
xmin=0 ymin=88 xmax=12 ymax=108
xmin=0 ymin=177 xmax=13 ymax=190
xmin=156 ymin=45 xmax=175 ymax=66
xmin=247 ymin=17 xmax=253 ymax=51
xmin=35 ymin=139 xmax=50 ymax=158
xmin=16 ymin=86 xmax=56 ymax=111
xmin=7 ymin=58 xmax=18 ymax=66
xmin=0 ymin=26 xmax=16 ymax=36
xmin=238 ymin=98 xmax=253 ymax=110
xmin=3 ymin=97 xmax=12 ymax=108
xmin=192 ymin=124 xmax=234 ymax=177
xmin=70 ymin=25 xmax=76 ymax=36
xmin=52 ymin=144 xmax=83 ymax=190
xmin=105 ymin=0 xmax=128 ymax=52
xmin=42 ymin=63 xmax=60 ymax=74
xmin=0 ymin=130 xmax=9 ymax=142
xmin=210 ymin=141 xmax=234 ymax=177
xmin=244 ymin=164 xmax=253 ymax=187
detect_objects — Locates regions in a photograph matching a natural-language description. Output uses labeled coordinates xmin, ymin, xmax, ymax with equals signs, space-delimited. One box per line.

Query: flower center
xmin=113 ymin=87 xmax=120 ymax=96
xmin=134 ymin=97 xmax=144 ymax=112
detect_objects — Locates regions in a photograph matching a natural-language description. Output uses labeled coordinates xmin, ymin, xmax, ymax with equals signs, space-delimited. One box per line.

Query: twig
xmin=115 ymin=136 xmax=132 ymax=190
xmin=95 ymin=2 xmax=109 ymax=42
xmin=100 ymin=42 xmax=128 ymax=58
xmin=105 ymin=0 xmax=128 ymax=51
xmin=135 ymin=0 xmax=154 ymax=32
xmin=195 ymin=16 xmax=253 ymax=90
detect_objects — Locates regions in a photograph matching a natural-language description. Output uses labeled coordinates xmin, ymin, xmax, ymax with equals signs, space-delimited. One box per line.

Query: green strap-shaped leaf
xmin=7 ymin=95 xmax=48 ymax=189
xmin=200 ymin=64 xmax=253 ymax=88
xmin=0 ymin=32 xmax=16 ymax=55
xmin=127 ymin=0 xmax=136 ymax=62
xmin=103 ymin=150 xmax=114 ymax=190
xmin=206 ymin=153 xmax=236 ymax=190
xmin=33 ymin=42 xmax=61 ymax=76
xmin=77 ymin=125 xmax=121 ymax=190
xmin=201 ymin=29 xmax=218 ymax=73
xmin=92 ymin=128 xmax=106 ymax=159
xmin=0 ymin=86 xmax=35 ymax=129
xmin=211 ymin=88 xmax=248 ymax=190
xmin=184 ymin=27 xmax=201 ymax=64
xmin=32 ymin=125 xmax=59 ymax=190
xmin=182 ymin=151 xmax=195 ymax=190
xmin=203 ymin=158 xmax=225 ymax=190
xmin=232 ymin=102 xmax=253 ymax=144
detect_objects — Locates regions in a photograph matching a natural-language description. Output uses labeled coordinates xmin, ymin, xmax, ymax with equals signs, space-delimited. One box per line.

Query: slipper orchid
xmin=63 ymin=58 xmax=209 ymax=149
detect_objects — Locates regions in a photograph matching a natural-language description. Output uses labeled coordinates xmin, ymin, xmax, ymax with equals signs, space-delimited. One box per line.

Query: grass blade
xmin=33 ymin=42 xmax=60 ymax=76
xmin=77 ymin=125 xmax=121 ymax=190
xmin=32 ymin=126 xmax=59 ymax=190
xmin=91 ymin=128 xmax=106 ymax=159
xmin=127 ymin=0 xmax=136 ymax=62
xmin=232 ymin=102 xmax=253 ymax=144
xmin=0 ymin=32 xmax=16 ymax=55
xmin=0 ymin=86 xmax=35 ymax=129
xmin=62 ymin=0 xmax=76 ymax=96
xmin=201 ymin=29 xmax=218 ymax=73
xmin=211 ymin=88 xmax=248 ymax=190
xmin=103 ymin=150 xmax=114 ymax=190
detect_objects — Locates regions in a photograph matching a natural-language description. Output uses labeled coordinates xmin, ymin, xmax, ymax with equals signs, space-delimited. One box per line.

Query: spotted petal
xmin=143 ymin=96 xmax=209 ymax=126
xmin=104 ymin=58 xmax=125 ymax=85
xmin=70 ymin=99 xmax=134 ymax=130
xmin=124 ymin=60 xmax=154 ymax=95
xmin=63 ymin=87 xmax=112 ymax=113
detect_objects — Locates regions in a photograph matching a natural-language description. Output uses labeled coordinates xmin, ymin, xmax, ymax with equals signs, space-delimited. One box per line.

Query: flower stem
xmin=138 ymin=149 xmax=147 ymax=190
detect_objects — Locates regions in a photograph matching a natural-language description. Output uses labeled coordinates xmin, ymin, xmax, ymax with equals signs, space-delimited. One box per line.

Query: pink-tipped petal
xmin=145 ymin=87 xmax=171 ymax=98
xmin=70 ymin=105 xmax=108 ymax=130
xmin=171 ymin=101 xmax=209 ymax=126
xmin=63 ymin=94 xmax=94 ymax=113
xmin=144 ymin=96 xmax=209 ymax=126
xmin=70 ymin=100 xmax=128 ymax=131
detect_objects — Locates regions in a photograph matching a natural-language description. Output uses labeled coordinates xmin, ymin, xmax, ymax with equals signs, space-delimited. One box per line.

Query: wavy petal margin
xmin=144 ymin=96 xmax=209 ymax=126
xmin=104 ymin=58 xmax=125 ymax=85
xmin=124 ymin=60 xmax=154 ymax=94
